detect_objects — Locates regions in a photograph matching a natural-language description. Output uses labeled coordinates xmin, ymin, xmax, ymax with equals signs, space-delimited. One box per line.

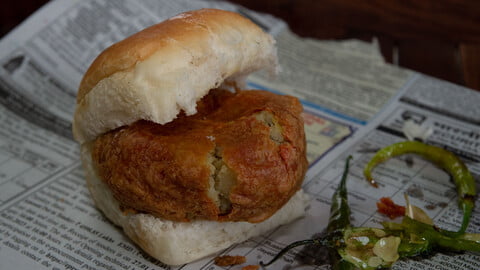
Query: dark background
xmin=2 ymin=0 xmax=479 ymax=91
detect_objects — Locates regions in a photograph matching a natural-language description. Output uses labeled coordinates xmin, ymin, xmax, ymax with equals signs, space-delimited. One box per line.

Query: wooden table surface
xmin=229 ymin=0 xmax=480 ymax=91
xmin=2 ymin=0 xmax=479 ymax=91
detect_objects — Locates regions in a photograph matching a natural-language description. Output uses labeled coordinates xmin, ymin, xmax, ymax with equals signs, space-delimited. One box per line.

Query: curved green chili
xmin=363 ymin=141 xmax=476 ymax=235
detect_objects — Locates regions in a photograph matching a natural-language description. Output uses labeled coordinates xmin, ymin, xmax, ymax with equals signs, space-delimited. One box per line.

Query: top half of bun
xmin=72 ymin=9 xmax=278 ymax=143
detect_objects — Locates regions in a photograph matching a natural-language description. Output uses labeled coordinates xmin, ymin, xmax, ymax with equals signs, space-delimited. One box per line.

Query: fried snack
xmin=73 ymin=8 xmax=309 ymax=265
xmin=92 ymin=89 xmax=307 ymax=222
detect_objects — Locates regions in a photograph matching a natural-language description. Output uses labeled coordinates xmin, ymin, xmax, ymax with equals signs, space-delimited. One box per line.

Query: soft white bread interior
xmin=73 ymin=9 xmax=278 ymax=143
xmin=81 ymin=144 xmax=309 ymax=265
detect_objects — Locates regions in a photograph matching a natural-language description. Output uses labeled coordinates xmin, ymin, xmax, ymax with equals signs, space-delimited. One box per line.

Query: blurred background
xmin=2 ymin=0 xmax=479 ymax=91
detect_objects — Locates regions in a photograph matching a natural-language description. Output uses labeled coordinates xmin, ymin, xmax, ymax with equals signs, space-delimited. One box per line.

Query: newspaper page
xmin=0 ymin=0 xmax=478 ymax=270
xmin=299 ymin=77 xmax=480 ymax=269
xmin=248 ymin=29 xmax=413 ymax=125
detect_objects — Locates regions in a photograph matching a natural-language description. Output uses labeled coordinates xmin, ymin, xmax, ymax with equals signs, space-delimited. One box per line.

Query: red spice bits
xmin=377 ymin=197 xmax=405 ymax=219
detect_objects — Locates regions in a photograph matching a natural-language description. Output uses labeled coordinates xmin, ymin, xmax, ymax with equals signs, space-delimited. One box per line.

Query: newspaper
xmin=0 ymin=0 xmax=479 ymax=269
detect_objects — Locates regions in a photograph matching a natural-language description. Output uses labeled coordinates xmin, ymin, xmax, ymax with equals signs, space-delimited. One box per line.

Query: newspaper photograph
xmin=0 ymin=1 xmax=479 ymax=270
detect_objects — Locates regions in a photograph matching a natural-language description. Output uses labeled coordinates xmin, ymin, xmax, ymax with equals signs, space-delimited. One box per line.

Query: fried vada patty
xmin=91 ymin=89 xmax=307 ymax=223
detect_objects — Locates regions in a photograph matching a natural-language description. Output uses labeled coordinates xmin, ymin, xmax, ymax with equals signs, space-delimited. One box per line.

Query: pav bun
xmin=73 ymin=8 xmax=278 ymax=143
xmin=73 ymin=9 xmax=309 ymax=265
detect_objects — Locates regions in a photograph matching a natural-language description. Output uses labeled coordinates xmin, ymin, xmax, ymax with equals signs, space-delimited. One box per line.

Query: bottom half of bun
xmin=81 ymin=144 xmax=309 ymax=265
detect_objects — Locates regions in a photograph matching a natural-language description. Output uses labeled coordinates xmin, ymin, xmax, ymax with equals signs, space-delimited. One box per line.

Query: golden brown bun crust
xmin=77 ymin=9 xmax=261 ymax=102
xmin=91 ymin=89 xmax=307 ymax=223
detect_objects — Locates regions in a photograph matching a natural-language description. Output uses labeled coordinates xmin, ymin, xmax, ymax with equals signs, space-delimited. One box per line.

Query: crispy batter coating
xmin=91 ymin=89 xmax=307 ymax=222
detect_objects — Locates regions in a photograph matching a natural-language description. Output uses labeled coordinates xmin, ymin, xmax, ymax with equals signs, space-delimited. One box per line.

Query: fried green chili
xmin=326 ymin=156 xmax=357 ymax=270
xmin=383 ymin=216 xmax=480 ymax=255
xmin=260 ymin=156 xmax=356 ymax=269
xmin=327 ymin=156 xmax=352 ymax=233
xmin=261 ymin=154 xmax=480 ymax=269
xmin=363 ymin=141 xmax=476 ymax=235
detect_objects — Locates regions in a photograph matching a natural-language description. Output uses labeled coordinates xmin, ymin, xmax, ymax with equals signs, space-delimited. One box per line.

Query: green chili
xmin=383 ymin=216 xmax=480 ymax=255
xmin=260 ymin=156 xmax=355 ymax=269
xmin=327 ymin=156 xmax=352 ymax=233
xmin=363 ymin=141 xmax=476 ymax=235
xmin=260 ymin=154 xmax=480 ymax=269
xmin=326 ymin=156 xmax=356 ymax=270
